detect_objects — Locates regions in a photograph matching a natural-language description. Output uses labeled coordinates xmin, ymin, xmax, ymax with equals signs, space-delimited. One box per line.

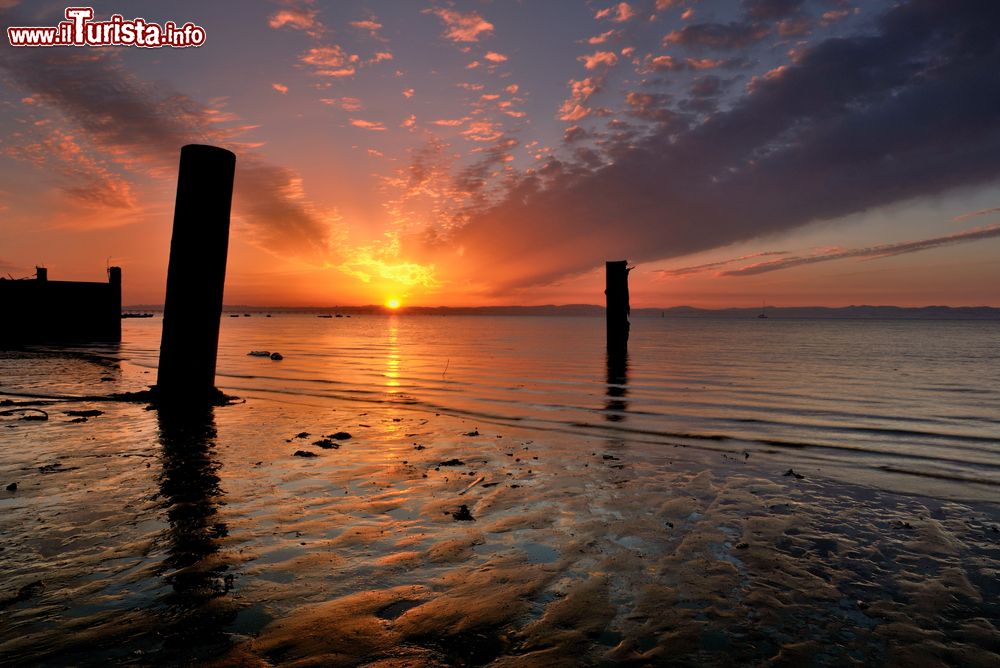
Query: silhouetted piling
xmin=156 ymin=144 xmax=236 ymax=403
xmin=108 ymin=266 xmax=122 ymax=342
xmin=605 ymin=260 xmax=631 ymax=350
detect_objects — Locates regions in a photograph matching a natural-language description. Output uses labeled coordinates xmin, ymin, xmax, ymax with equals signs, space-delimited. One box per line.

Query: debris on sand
xmin=5 ymin=482 xmax=16 ymax=492
xmin=68 ymin=417 xmax=88 ymax=424
xmin=327 ymin=431 xmax=352 ymax=440
xmin=248 ymin=351 xmax=271 ymax=357
xmin=270 ymin=352 xmax=284 ymax=360
xmin=312 ymin=438 xmax=340 ymax=449
xmin=602 ymin=454 xmax=620 ymax=461
xmin=295 ymin=432 xmax=311 ymax=439
xmin=459 ymin=476 xmax=485 ymax=495
xmin=414 ymin=444 xmax=426 ymax=450
xmin=1 ymin=407 xmax=49 ymax=421
xmin=464 ymin=430 xmax=480 ymax=437
xmin=452 ymin=504 xmax=475 ymax=521
xmin=65 ymin=410 xmax=103 ymax=418
xmin=294 ymin=450 xmax=319 ymax=458
xmin=439 ymin=459 xmax=465 ymax=467
xmin=783 ymin=468 xmax=805 ymax=479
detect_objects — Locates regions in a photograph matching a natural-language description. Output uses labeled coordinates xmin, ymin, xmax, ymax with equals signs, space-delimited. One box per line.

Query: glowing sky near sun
xmin=1 ymin=0 xmax=998 ymax=307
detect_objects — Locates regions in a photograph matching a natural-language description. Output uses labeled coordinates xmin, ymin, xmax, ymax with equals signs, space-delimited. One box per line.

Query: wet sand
xmin=1 ymin=351 xmax=999 ymax=666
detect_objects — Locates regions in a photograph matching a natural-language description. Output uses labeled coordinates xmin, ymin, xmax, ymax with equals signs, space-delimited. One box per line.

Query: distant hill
xmin=125 ymin=304 xmax=1000 ymax=319
xmin=637 ymin=305 xmax=1000 ymax=320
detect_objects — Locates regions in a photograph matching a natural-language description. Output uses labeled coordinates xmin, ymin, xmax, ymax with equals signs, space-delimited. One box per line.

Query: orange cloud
xmin=271 ymin=83 xmax=289 ymax=94
xmin=484 ymin=52 xmax=508 ymax=63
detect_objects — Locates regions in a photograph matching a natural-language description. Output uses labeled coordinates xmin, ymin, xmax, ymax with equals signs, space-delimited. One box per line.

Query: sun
xmin=385 ymin=297 xmax=402 ymax=310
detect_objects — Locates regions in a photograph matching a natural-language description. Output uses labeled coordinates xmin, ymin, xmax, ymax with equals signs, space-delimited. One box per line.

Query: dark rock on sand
xmin=312 ymin=438 xmax=340 ymax=449
xmin=270 ymin=352 xmax=284 ymax=360
xmin=783 ymin=468 xmax=805 ymax=479
xmin=294 ymin=450 xmax=319 ymax=458
xmin=5 ymin=482 xmax=16 ymax=492
xmin=439 ymin=459 xmax=465 ymax=467
xmin=65 ymin=410 xmax=103 ymax=418
xmin=464 ymin=430 xmax=480 ymax=437
xmin=295 ymin=432 xmax=311 ymax=439
xmin=328 ymin=431 xmax=353 ymax=440
xmin=452 ymin=504 xmax=475 ymax=521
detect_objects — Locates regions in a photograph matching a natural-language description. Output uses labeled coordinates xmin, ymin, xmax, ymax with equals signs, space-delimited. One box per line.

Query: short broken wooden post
xmin=605 ymin=260 xmax=631 ymax=350
xmin=156 ymin=144 xmax=236 ymax=403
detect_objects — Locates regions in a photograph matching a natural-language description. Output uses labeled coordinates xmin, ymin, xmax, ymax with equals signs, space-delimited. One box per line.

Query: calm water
xmin=121 ymin=314 xmax=1000 ymax=499
xmin=2 ymin=314 xmax=1000 ymax=665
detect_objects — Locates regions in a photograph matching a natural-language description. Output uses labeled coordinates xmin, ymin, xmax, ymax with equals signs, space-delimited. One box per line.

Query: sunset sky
xmin=1 ymin=0 xmax=998 ymax=307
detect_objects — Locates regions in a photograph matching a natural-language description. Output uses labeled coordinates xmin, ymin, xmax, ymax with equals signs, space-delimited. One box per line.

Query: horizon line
xmin=122 ymin=303 xmax=1000 ymax=311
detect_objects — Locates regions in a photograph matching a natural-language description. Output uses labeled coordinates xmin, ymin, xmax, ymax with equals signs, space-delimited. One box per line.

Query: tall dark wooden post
xmin=107 ymin=266 xmax=122 ymax=342
xmin=605 ymin=260 xmax=631 ymax=350
xmin=156 ymin=144 xmax=236 ymax=403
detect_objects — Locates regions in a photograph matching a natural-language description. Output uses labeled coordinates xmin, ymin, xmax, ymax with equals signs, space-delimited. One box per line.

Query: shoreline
xmin=2 ymin=355 xmax=999 ymax=665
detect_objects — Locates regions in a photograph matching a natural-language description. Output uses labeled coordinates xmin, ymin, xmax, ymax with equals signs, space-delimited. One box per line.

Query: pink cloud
xmin=661 ymin=224 xmax=1000 ymax=278
xmin=423 ymin=7 xmax=494 ymax=42
xmin=559 ymin=77 xmax=602 ymax=121
xmin=484 ymin=52 xmax=508 ymax=63
xmin=320 ymin=97 xmax=364 ymax=111
xmin=350 ymin=19 xmax=382 ymax=32
xmin=271 ymin=83 xmax=289 ymax=94
xmin=350 ymin=118 xmax=386 ymax=131
xmin=300 ymin=45 xmax=358 ymax=77
xmin=588 ymin=30 xmax=619 ymax=45
xmin=595 ymin=3 xmax=636 ymax=23
xmin=686 ymin=57 xmax=724 ymax=70
xmin=579 ymin=50 xmax=618 ymax=70
xmin=462 ymin=121 xmax=504 ymax=142
xmin=269 ymin=8 xmax=318 ymax=31
xmin=644 ymin=55 xmax=683 ymax=71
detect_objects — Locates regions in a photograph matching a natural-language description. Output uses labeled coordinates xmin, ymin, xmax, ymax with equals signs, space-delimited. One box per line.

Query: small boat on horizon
xmin=758 ymin=301 xmax=768 ymax=319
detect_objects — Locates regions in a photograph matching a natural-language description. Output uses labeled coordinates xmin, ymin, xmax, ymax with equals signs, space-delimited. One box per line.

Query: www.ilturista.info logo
xmin=7 ymin=7 xmax=206 ymax=48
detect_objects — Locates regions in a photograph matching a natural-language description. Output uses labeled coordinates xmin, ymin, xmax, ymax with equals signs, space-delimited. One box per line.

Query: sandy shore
xmin=1 ymin=352 xmax=999 ymax=666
